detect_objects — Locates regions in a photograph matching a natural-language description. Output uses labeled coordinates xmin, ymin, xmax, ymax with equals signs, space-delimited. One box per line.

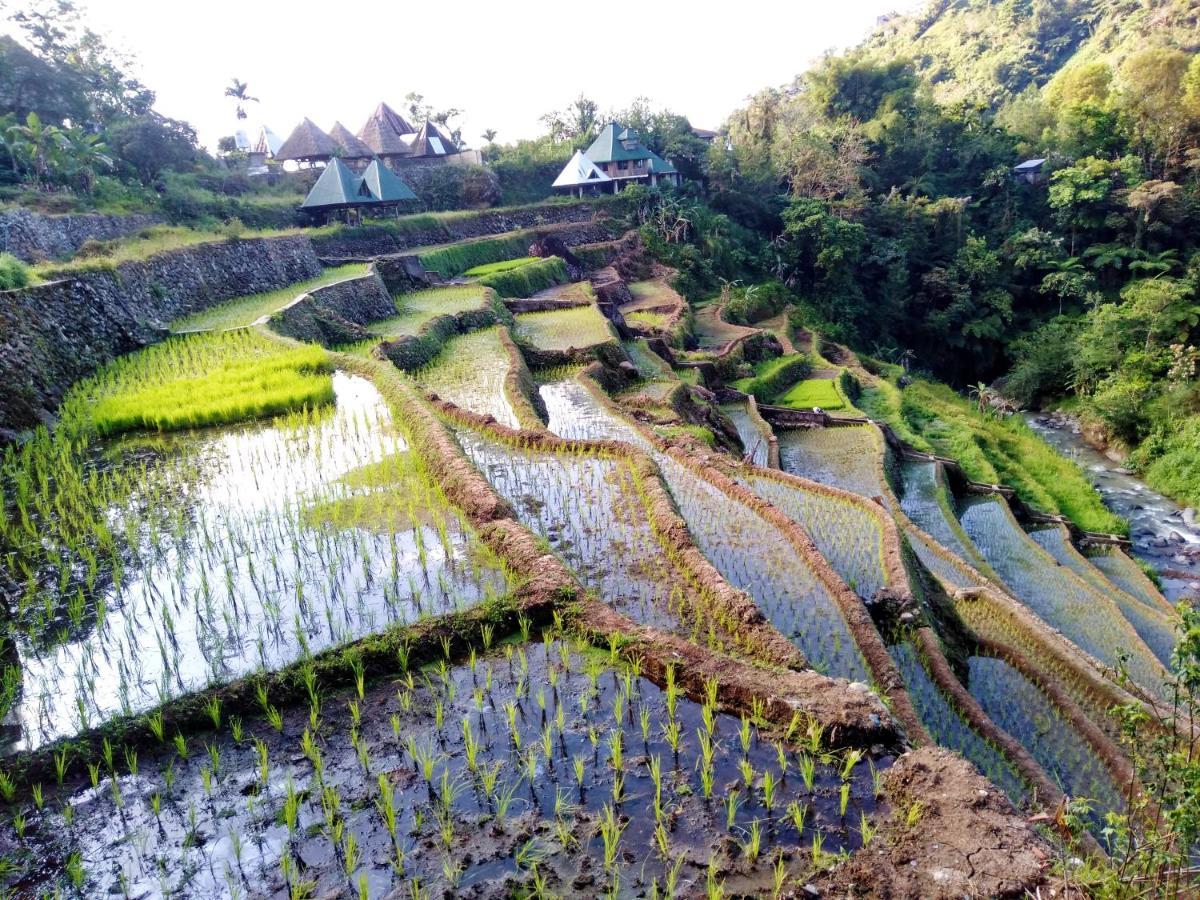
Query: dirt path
xmin=758 ymin=310 xmax=797 ymax=354
xmin=694 ymin=300 xmax=758 ymax=350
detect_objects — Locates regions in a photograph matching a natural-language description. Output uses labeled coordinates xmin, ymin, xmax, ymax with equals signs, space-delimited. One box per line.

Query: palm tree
xmin=5 ymin=113 xmax=62 ymax=186
xmin=481 ymin=129 xmax=498 ymax=144
xmin=969 ymin=382 xmax=992 ymax=415
xmin=224 ymin=79 xmax=259 ymax=121
xmin=60 ymin=126 xmax=112 ymax=194
xmin=1128 ymin=249 xmax=1181 ymax=279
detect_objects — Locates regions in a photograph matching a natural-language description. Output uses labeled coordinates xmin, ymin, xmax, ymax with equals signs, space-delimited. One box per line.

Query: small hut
xmin=299 ymin=158 xmax=417 ymax=223
xmin=276 ymin=118 xmax=339 ymax=167
xmin=357 ymin=102 xmax=417 ymax=165
xmin=327 ymin=121 xmax=374 ymax=167
xmin=551 ymin=150 xmax=614 ymax=197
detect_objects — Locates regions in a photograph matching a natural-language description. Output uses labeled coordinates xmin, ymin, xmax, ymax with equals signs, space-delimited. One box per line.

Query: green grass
xmin=777 ymin=378 xmax=846 ymax=411
xmin=514 ymin=305 xmax=614 ymax=351
xmin=865 ymin=374 xmax=1125 ymax=534
xmin=731 ymin=354 xmax=813 ymax=401
xmin=417 ymin=233 xmax=537 ymax=279
xmin=170 ymin=265 xmax=369 ymax=332
xmin=65 ymin=329 xmax=333 ymax=436
xmin=1139 ymin=415 xmax=1200 ymax=509
xmin=463 ymin=256 xmax=539 ymax=277
xmin=625 ymin=309 xmax=670 ymax=330
xmin=478 ymin=257 xmax=569 ymax=298
xmin=366 ymin=285 xmax=494 ymax=339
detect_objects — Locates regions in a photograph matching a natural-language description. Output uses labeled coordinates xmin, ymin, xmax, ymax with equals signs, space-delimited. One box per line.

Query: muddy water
xmin=721 ymin=403 xmax=771 ymax=468
xmin=8 ymin=374 xmax=508 ymax=751
xmin=1026 ymin=415 xmax=1200 ymax=605
xmin=19 ymin=639 xmax=886 ymax=897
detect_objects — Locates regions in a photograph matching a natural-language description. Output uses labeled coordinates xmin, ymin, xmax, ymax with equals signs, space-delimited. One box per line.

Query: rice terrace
xmin=1 ymin=0 xmax=1200 ymax=897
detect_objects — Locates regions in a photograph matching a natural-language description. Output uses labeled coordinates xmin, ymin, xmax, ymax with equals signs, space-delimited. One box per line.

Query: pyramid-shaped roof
xmin=407 ymin=120 xmax=457 ymax=157
xmin=328 ymin=121 xmax=374 ymax=159
xmin=276 ymin=118 xmax=338 ymax=161
xmin=374 ymin=102 xmax=415 ymax=136
xmin=552 ymin=150 xmax=613 ymax=188
xmin=361 ymin=159 xmax=417 ymax=202
xmin=357 ymin=103 xmax=416 ymax=156
xmin=301 ymin=158 xmax=362 ymax=209
xmin=253 ymin=126 xmax=282 ymax=156
xmin=301 ymin=158 xmax=416 ymax=211
xmin=585 ymin=122 xmax=662 ymax=164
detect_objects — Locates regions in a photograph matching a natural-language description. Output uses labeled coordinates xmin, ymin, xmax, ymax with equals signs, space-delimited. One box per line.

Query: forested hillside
xmin=648 ymin=0 xmax=1200 ymax=507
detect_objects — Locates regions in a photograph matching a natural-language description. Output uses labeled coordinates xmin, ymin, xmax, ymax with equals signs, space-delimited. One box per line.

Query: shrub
xmin=722 ymin=281 xmax=790 ymax=325
xmin=731 ymin=354 xmax=813 ymax=401
xmin=0 ymin=254 xmax=31 ymax=291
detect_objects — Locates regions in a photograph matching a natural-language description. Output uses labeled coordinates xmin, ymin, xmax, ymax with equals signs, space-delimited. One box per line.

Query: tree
xmin=539 ymin=94 xmax=599 ymax=145
xmin=480 ymin=129 xmax=498 ymax=144
xmin=59 ymin=123 xmax=111 ymax=193
xmin=1047 ymin=156 xmax=1130 ymax=253
xmin=1118 ymin=48 xmax=1195 ymax=175
xmin=5 ymin=112 xmax=61 ymax=185
xmin=224 ymin=78 xmax=258 ymax=121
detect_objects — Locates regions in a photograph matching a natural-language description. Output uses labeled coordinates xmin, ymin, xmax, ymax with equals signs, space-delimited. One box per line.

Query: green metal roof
xmin=584 ymin=123 xmax=656 ymax=163
xmin=646 ymin=154 xmax=677 ymax=175
xmin=361 ymin=159 xmax=417 ymax=202
xmin=301 ymin=158 xmax=416 ymax=210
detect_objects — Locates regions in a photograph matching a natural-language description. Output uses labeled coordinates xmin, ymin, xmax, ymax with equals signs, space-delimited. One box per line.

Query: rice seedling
xmin=776 ymin=425 xmax=890 ymax=500
xmin=514 ymin=305 xmax=615 ymax=353
xmin=412 ymin=326 xmax=520 ymax=427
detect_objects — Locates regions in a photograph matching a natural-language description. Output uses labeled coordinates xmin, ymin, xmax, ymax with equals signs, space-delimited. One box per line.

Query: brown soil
xmin=814 ymin=746 xmax=1053 ymax=898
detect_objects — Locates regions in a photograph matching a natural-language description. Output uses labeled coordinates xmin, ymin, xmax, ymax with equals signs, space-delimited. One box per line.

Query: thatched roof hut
xmin=357 ymin=102 xmax=417 ymax=159
xmin=276 ymin=118 xmax=338 ymax=164
xmin=408 ymin=120 xmax=455 ymax=158
xmin=328 ymin=121 xmax=374 ymax=160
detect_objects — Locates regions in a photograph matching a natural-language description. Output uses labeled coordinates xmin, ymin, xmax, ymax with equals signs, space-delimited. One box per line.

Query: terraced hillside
xmin=0 ymin=225 xmax=1182 ymax=897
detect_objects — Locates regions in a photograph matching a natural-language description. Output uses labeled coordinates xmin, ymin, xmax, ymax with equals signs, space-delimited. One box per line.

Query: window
xmin=617 ymin=160 xmax=629 ymax=171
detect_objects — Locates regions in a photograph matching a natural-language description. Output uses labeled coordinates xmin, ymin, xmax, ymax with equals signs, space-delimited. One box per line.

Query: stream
xmin=1026 ymin=414 xmax=1200 ymax=605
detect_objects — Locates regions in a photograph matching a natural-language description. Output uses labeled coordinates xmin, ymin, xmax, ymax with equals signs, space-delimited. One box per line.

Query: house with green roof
xmin=300 ymin=158 xmax=416 ymax=223
xmin=552 ymin=122 xmax=680 ymax=195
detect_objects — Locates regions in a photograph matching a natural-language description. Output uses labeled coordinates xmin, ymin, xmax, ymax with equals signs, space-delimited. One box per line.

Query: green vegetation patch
xmin=514 ymin=305 xmax=614 ymax=352
xmin=417 ymin=232 xmax=535 ymax=279
xmin=478 ymin=256 xmax=569 ymax=298
xmin=367 ymin=285 xmax=494 ymax=339
xmin=463 ymin=256 xmax=539 ymax=277
xmin=777 ymin=377 xmax=846 ymax=411
xmin=67 ymin=329 xmax=334 ymax=436
xmin=731 ymin=354 xmax=813 ymax=402
xmin=170 ymin=265 xmax=369 ymax=332
xmin=625 ymin=309 xmax=670 ymax=330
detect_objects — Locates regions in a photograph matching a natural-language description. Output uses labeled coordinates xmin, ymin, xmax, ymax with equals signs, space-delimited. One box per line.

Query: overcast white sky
xmin=12 ymin=0 xmax=920 ymax=152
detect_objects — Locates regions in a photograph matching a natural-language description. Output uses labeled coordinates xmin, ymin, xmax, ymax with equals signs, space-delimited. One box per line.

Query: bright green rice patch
xmin=463 ymin=256 xmax=539 ymax=277
xmin=66 ymin=329 xmax=334 ymax=436
xmin=367 ymin=285 xmax=492 ymax=339
xmin=625 ymin=310 xmax=670 ymax=330
xmin=514 ymin=305 xmax=614 ymax=352
xmin=305 ymin=453 xmax=436 ymax=531
xmin=654 ymin=424 xmax=716 ymax=446
xmin=777 ymin=378 xmax=846 ymax=411
xmin=478 ymin=257 xmax=569 ymax=298
xmin=731 ymin=354 xmax=812 ymax=401
xmin=170 ymin=265 xmax=369 ymax=332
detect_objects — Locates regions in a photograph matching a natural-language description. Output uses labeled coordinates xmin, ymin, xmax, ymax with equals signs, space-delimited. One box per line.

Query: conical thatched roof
xmin=328 ymin=121 xmax=374 ymax=159
xmin=357 ymin=113 xmax=411 ymax=157
xmin=374 ymin=102 xmax=415 ymax=136
xmin=408 ymin=120 xmax=455 ymax=157
xmin=276 ymin=118 xmax=338 ymax=161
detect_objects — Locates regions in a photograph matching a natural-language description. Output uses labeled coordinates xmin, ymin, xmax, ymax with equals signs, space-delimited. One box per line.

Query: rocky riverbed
xmin=1028 ymin=412 xmax=1200 ymax=605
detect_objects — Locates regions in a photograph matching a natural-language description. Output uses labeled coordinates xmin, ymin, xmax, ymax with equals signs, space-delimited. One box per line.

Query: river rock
xmin=1183 ymin=508 xmax=1197 ymax=526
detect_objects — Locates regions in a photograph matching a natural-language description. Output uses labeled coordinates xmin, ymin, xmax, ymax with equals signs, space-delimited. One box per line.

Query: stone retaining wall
xmin=0 ymin=208 xmax=163 ymax=262
xmin=269 ymin=272 xmax=395 ymax=346
xmin=0 ymin=235 xmax=321 ymax=438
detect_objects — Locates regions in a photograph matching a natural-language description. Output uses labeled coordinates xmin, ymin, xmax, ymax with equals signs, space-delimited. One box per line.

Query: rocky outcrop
xmin=0 ymin=235 xmax=321 ymax=438
xmin=0 ymin=208 xmax=163 ymax=262
xmin=269 ymin=271 xmax=395 ymax=346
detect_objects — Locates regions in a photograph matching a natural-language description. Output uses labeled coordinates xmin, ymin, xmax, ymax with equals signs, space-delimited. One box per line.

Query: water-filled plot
xmin=722 ymin=402 xmax=771 ymax=468
xmin=959 ymin=497 xmax=1169 ymax=698
xmin=540 ymin=381 xmax=871 ymax=682
xmin=414 ymin=326 xmax=519 ymax=428
xmin=1030 ymin=528 xmax=1177 ymax=669
xmin=741 ymin=474 xmax=887 ymax=600
xmin=454 ymin=427 xmax=687 ymax=634
xmin=18 ymin=639 xmax=884 ymax=897
xmin=0 ymin=374 xmax=510 ymax=750
xmin=968 ymin=655 xmax=1126 ymax=838
xmin=1087 ymin=547 xmax=1173 ymax=613
xmin=366 ymin=285 xmax=492 ymax=339
xmin=514 ymin=306 xmax=614 ymax=352
xmin=777 ymin=426 xmax=890 ymax=501
xmin=899 ymin=460 xmax=988 ymax=572
xmin=888 ymin=641 xmax=1026 ymax=804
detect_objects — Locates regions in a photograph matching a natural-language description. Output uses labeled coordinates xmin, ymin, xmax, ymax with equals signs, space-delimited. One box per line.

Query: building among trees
xmin=551 ymin=122 xmax=680 ymax=195
xmin=299 ymin=157 xmax=416 ymax=222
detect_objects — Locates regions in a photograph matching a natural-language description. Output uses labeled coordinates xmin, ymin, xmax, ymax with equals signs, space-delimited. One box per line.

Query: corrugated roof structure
xmin=328 ymin=121 xmax=374 ymax=159
xmin=552 ymin=150 xmax=613 ymax=188
xmin=276 ymin=118 xmax=338 ymax=162
xmin=584 ymin=122 xmax=676 ymax=174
